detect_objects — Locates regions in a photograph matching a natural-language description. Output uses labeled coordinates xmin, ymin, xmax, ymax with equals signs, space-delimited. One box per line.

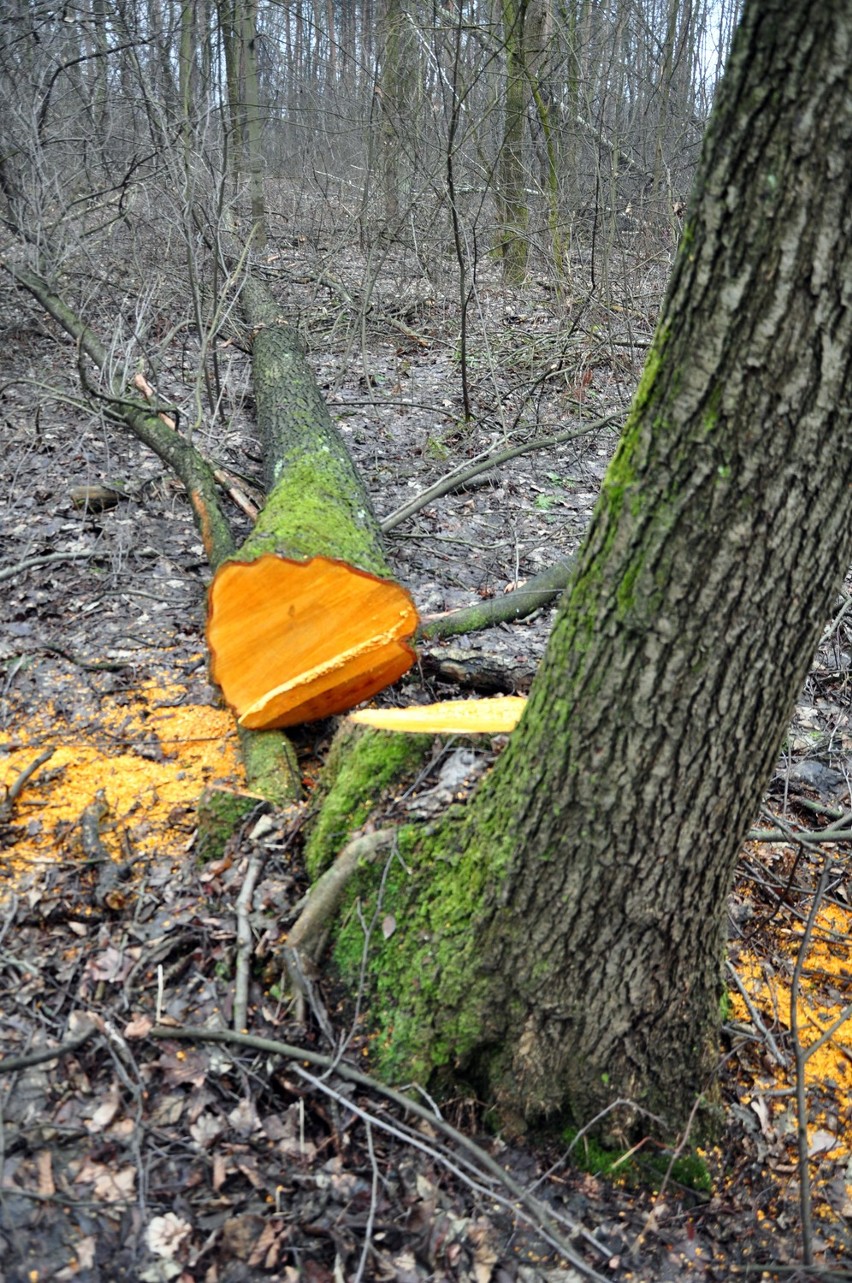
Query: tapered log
xmin=207 ymin=277 xmax=418 ymax=729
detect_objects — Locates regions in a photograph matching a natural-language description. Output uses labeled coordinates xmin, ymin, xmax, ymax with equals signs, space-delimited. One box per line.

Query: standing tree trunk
xmin=239 ymin=0 xmax=267 ymax=242
xmin=377 ymin=0 xmax=404 ymax=225
xmin=328 ymin=0 xmax=852 ymax=1138
xmin=496 ymin=0 xmax=531 ymax=283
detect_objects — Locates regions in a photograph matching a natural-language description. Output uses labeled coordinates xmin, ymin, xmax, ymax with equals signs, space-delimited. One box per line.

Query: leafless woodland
xmin=6 ymin=3 xmax=852 ymax=1281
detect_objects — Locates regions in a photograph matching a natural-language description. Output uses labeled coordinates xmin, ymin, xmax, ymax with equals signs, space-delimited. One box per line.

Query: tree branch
xmin=418 ymin=556 xmax=576 ymax=640
xmin=381 ymin=413 xmax=622 ymax=533
xmin=2 ymin=259 xmax=236 ymax=571
xmin=148 ymin=1022 xmax=611 ymax=1282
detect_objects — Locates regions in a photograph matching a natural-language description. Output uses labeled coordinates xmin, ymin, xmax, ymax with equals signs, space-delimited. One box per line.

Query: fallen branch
xmin=2 ymin=748 xmax=55 ymax=817
xmin=419 ymin=645 xmax=536 ymax=695
xmin=747 ymin=810 xmax=852 ymax=845
xmin=0 ymin=1019 xmax=99 ymax=1075
xmin=233 ymin=849 xmax=266 ymax=1033
xmin=69 ymin=484 xmax=124 ymax=513
xmin=132 ymin=372 xmax=261 ymax=521
xmin=381 ymin=413 xmax=622 ymax=533
xmin=418 ymin=557 xmax=576 ymax=641
xmin=5 ymin=260 xmax=235 ymax=570
xmin=724 ymin=960 xmax=788 ymax=1069
xmin=790 ymin=864 xmax=829 ymax=1270
xmin=212 ymin=467 xmax=261 ymax=521
xmin=148 ymin=1022 xmax=611 ymax=1282
xmin=0 ymin=551 xmax=100 ymax=586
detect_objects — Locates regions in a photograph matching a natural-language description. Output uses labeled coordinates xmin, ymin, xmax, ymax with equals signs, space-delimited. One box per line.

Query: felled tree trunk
xmin=207 ymin=276 xmax=419 ymax=730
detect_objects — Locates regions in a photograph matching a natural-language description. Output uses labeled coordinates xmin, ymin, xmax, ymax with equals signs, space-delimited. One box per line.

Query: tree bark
xmin=327 ymin=0 xmax=852 ymax=1139
xmin=497 ymin=0 xmax=531 ymax=283
xmin=206 ymin=275 xmax=419 ymax=731
xmin=234 ymin=276 xmax=394 ymax=575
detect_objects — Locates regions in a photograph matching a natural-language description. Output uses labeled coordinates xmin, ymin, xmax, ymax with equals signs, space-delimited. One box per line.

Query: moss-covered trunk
xmin=327 ymin=0 xmax=852 ymax=1138
xmin=236 ymin=276 xmax=394 ymax=576
xmin=205 ymin=274 xmax=416 ymax=738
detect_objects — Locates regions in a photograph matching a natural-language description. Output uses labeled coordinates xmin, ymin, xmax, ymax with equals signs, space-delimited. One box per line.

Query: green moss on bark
xmin=195 ymin=787 xmax=259 ymax=862
xmin=238 ymin=728 xmax=301 ymax=804
xmin=304 ymin=725 xmax=432 ymax=879
xmin=237 ymin=452 xmax=389 ymax=575
xmin=330 ymin=803 xmax=513 ymax=1086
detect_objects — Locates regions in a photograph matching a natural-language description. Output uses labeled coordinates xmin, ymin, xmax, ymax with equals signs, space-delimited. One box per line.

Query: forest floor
xmin=1 ymin=232 xmax=852 ymax=1282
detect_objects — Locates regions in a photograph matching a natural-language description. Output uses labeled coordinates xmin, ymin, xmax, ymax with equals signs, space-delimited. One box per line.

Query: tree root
xmin=283 ymin=829 xmax=395 ymax=1032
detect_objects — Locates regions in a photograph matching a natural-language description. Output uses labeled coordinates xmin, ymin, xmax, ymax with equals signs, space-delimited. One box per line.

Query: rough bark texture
xmin=332 ymin=0 xmax=852 ymax=1138
xmin=236 ymin=277 xmax=394 ymax=576
xmin=497 ymin=0 xmax=530 ymax=283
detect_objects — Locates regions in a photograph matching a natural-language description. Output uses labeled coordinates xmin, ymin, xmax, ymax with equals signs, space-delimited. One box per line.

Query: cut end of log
xmin=349 ymin=696 xmax=527 ymax=735
xmin=207 ymin=554 xmax=419 ymax=729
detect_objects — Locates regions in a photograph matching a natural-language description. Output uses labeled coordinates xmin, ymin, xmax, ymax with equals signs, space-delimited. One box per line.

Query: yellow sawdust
xmin=1 ymin=676 xmax=243 ymax=870
xmin=731 ymin=899 xmax=852 ymax=1156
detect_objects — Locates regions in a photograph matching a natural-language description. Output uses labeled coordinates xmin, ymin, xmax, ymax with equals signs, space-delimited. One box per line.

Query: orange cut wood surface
xmin=207 ymin=555 xmax=419 ymax=729
xmin=349 ymin=696 xmax=527 ymax=734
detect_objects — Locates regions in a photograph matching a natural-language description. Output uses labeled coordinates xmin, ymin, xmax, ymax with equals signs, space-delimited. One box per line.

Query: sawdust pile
xmin=1 ymin=668 xmax=243 ymax=874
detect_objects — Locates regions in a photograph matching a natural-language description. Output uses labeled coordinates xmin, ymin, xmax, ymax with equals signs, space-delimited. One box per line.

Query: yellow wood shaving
xmin=349 ymin=696 xmax=527 ymax=734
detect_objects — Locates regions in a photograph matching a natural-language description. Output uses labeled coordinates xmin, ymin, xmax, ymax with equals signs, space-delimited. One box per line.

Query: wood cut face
xmin=240 ymin=640 xmax=417 ymax=728
xmin=207 ymin=553 xmax=419 ymax=728
xmin=349 ymin=695 xmax=527 ymax=734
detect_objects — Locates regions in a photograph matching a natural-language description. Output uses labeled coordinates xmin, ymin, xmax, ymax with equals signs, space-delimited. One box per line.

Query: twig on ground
xmin=234 ymin=849 xmax=267 ymax=1032
xmin=418 ymin=557 xmax=576 ymax=641
xmin=0 ymin=551 xmax=99 ymax=585
xmin=1 ymin=748 xmax=55 ymax=819
xmin=212 ymin=467 xmax=261 ymax=521
xmin=0 ymin=1018 xmax=99 ymax=1075
xmin=725 ymin=961 xmax=788 ymax=1069
xmin=148 ymin=1023 xmax=611 ymax=1282
xmin=789 ymin=862 xmax=845 ymax=1270
xmin=352 ymin=1120 xmax=379 ymax=1283
xmin=43 ymin=644 xmax=130 ymax=672
xmin=749 ymin=805 xmax=852 ymax=845
xmin=380 ymin=413 xmax=622 ymax=533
